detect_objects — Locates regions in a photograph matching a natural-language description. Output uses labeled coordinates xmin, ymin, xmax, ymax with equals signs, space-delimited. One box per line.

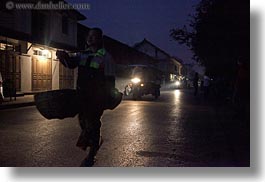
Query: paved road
xmin=0 ymin=90 xmax=249 ymax=167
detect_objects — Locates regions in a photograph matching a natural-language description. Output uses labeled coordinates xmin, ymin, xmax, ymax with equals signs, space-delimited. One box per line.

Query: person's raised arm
xmin=56 ymin=50 xmax=79 ymax=69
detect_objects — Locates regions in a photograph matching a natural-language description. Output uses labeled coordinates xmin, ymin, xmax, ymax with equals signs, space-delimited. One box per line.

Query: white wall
xmin=20 ymin=55 xmax=32 ymax=92
xmin=51 ymin=50 xmax=59 ymax=90
xmin=52 ymin=60 xmax=59 ymax=90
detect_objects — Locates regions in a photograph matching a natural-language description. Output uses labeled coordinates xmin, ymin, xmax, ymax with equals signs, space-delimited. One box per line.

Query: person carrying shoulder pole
xmin=56 ymin=28 xmax=116 ymax=167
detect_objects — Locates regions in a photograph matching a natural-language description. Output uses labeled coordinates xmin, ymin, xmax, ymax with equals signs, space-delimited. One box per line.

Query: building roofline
xmin=171 ymin=56 xmax=184 ymax=64
xmin=104 ymin=36 xmax=159 ymax=63
xmin=0 ymin=26 xmax=31 ymax=43
xmin=0 ymin=25 xmax=78 ymax=51
xmin=134 ymin=38 xmax=171 ymax=58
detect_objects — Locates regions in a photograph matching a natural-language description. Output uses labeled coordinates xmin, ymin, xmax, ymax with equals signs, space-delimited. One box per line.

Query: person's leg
xmin=79 ymin=109 xmax=104 ymax=167
xmin=76 ymin=93 xmax=95 ymax=151
xmin=76 ymin=112 xmax=94 ymax=151
xmin=86 ymin=110 xmax=103 ymax=153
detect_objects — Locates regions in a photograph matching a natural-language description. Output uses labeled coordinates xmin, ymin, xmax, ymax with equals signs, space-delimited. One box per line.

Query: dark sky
xmin=66 ymin=0 xmax=200 ymax=63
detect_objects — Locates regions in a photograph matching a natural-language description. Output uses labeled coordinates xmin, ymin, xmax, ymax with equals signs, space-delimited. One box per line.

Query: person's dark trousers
xmin=76 ymin=87 xmax=105 ymax=151
xmin=76 ymin=110 xmax=103 ymax=151
xmin=77 ymin=109 xmax=103 ymax=167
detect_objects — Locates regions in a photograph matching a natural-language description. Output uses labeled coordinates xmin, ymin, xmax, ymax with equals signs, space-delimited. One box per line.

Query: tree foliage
xmin=171 ymin=0 xmax=249 ymax=78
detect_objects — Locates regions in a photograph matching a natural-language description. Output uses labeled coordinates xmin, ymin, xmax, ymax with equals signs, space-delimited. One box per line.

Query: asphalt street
xmin=0 ymin=90 xmax=250 ymax=167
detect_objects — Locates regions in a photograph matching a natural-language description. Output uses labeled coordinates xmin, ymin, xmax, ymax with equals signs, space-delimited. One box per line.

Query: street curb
xmin=0 ymin=102 xmax=35 ymax=110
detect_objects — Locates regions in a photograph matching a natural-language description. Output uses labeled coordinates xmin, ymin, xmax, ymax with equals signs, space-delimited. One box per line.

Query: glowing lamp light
xmin=41 ymin=49 xmax=51 ymax=59
xmin=131 ymin=78 xmax=141 ymax=84
xmin=42 ymin=49 xmax=50 ymax=55
xmin=176 ymin=81 xmax=181 ymax=86
xmin=34 ymin=48 xmax=51 ymax=61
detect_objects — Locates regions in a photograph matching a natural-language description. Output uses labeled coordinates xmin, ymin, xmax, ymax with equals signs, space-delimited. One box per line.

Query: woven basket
xmin=34 ymin=89 xmax=79 ymax=120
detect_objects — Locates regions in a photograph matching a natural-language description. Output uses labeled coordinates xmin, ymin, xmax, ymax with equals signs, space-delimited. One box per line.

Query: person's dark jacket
xmin=56 ymin=49 xmax=116 ymax=108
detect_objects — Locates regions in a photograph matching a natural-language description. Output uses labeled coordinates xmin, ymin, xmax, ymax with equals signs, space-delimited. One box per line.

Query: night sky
xmin=66 ymin=0 xmax=200 ymax=63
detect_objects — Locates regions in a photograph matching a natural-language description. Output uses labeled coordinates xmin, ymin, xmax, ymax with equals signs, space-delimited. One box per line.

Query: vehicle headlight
xmin=131 ymin=78 xmax=141 ymax=84
xmin=176 ymin=81 xmax=181 ymax=86
xmin=140 ymin=83 xmax=144 ymax=87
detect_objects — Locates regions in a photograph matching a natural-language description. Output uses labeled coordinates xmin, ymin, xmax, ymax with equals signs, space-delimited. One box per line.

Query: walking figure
xmin=56 ymin=28 xmax=116 ymax=167
xmin=203 ymin=74 xmax=211 ymax=99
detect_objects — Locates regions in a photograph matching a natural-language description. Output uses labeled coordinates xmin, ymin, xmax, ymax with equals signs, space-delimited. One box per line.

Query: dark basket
xmin=34 ymin=89 xmax=79 ymax=120
xmin=105 ymin=88 xmax=123 ymax=110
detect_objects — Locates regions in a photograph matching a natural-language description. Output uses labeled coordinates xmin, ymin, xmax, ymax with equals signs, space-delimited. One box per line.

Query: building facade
xmin=0 ymin=2 xmax=85 ymax=95
xmin=0 ymin=2 xmax=177 ymax=95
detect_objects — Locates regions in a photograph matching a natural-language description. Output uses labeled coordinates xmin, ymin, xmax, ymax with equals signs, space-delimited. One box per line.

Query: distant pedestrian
xmin=203 ymin=74 xmax=211 ymax=99
xmin=193 ymin=72 xmax=199 ymax=96
xmin=200 ymin=80 xmax=204 ymax=91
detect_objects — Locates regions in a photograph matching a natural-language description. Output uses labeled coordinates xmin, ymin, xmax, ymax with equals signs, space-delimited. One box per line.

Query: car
xmin=123 ymin=65 xmax=161 ymax=100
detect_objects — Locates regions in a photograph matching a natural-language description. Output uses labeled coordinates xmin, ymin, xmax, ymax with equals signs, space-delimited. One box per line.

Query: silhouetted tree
xmin=171 ymin=0 xmax=249 ymax=78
